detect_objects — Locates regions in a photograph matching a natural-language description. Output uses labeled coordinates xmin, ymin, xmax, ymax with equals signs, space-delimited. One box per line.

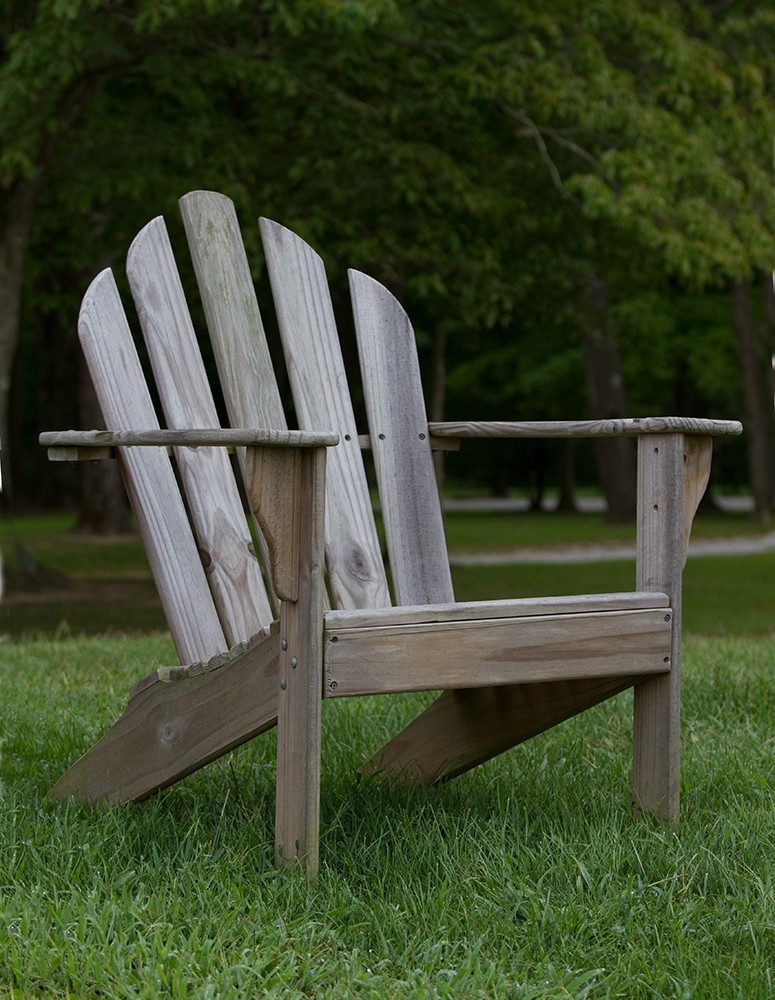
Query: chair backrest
xmin=77 ymin=190 xmax=453 ymax=663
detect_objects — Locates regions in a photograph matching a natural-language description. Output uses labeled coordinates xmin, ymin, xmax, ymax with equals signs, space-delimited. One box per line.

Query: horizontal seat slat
xmin=324 ymin=607 xmax=672 ymax=698
xmin=324 ymin=591 xmax=670 ymax=630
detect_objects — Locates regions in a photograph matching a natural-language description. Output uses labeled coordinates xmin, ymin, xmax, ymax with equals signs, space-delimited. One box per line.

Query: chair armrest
xmin=40 ymin=428 xmax=339 ymax=461
xmin=428 ymin=417 xmax=742 ymax=441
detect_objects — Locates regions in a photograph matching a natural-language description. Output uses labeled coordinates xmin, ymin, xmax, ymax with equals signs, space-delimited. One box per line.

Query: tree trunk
xmin=72 ymin=350 xmax=133 ymax=535
xmin=0 ymin=179 xmax=38 ymax=495
xmin=732 ymin=275 xmax=775 ymax=524
xmin=430 ymin=320 xmax=447 ymax=493
xmin=556 ymin=438 xmax=578 ymax=512
xmin=582 ymin=275 xmax=636 ymax=524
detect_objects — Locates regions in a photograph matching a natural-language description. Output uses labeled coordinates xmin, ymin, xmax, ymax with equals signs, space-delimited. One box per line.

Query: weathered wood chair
xmin=41 ymin=191 xmax=742 ymax=877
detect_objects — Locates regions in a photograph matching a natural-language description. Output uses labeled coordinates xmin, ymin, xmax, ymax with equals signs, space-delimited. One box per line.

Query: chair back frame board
xmin=41 ymin=190 xmax=743 ymax=878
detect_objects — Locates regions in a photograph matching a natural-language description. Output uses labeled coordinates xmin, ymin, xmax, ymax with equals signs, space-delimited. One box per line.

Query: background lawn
xmin=0 ymin=510 xmax=773 ymax=997
xmin=3 ymin=507 xmax=774 ymax=637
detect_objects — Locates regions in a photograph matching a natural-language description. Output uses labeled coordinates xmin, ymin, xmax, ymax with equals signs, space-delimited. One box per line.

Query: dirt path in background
xmin=449 ymin=532 xmax=775 ymax=565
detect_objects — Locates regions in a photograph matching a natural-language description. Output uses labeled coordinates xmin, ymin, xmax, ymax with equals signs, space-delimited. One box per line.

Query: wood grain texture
xmin=180 ymin=190 xmax=288 ymax=614
xmin=325 ymin=592 xmax=669 ymax=631
xmin=180 ymin=192 xmax=286 ymax=433
xmin=244 ymin=447 xmax=303 ymax=603
xmin=325 ymin=608 xmax=671 ymax=696
xmin=41 ymin=429 xmax=338 ymax=449
xmin=49 ymin=630 xmax=281 ymax=805
xmin=77 ymin=268 xmax=227 ymax=665
xmin=127 ymin=216 xmax=273 ymax=642
xmin=260 ymin=219 xmax=390 ymax=611
xmin=349 ymin=269 xmax=454 ymax=606
xmin=362 ymin=676 xmax=643 ymax=783
xmin=361 ymin=434 xmax=459 ymax=452
xmin=633 ymin=434 xmax=689 ymax=822
xmin=429 ymin=418 xmax=743 ymax=439
xmin=273 ymin=447 xmax=327 ymax=877
xmin=681 ymin=436 xmax=713 ymax=559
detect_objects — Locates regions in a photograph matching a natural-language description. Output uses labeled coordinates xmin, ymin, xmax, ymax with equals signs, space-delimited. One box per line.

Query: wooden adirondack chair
xmin=41 ymin=191 xmax=742 ymax=877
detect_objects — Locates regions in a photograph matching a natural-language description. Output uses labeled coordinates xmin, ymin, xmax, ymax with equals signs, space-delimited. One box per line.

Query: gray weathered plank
xmin=257 ymin=447 xmax=327 ymax=877
xmin=325 ymin=591 xmax=669 ymax=631
xmin=362 ymin=677 xmax=642 ymax=784
xmin=632 ymin=433 xmax=711 ymax=822
xmin=260 ymin=219 xmax=390 ymax=608
xmin=325 ymin=608 xmax=671 ymax=697
xmin=49 ymin=630 xmax=281 ymax=805
xmin=429 ymin=418 xmax=743 ymax=439
xmin=41 ymin=429 xmax=338 ymax=449
xmin=180 ymin=192 xmax=287 ymax=433
xmin=349 ymin=269 xmax=453 ymax=606
xmin=260 ymin=219 xmax=390 ymax=611
xmin=77 ymin=268 xmax=227 ymax=665
xmin=127 ymin=216 xmax=274 ymax=643
xmin=180 ymin=191 xmax=287 ymax=613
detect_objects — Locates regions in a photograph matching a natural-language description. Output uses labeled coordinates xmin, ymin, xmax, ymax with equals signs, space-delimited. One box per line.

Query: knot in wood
xmin=199 ymin=548 xmax=213 ymax=569
xmin=345 ymin=545 xmax=373 ymax=582
xmin=159 ymin=719 xmax=181 ymax=748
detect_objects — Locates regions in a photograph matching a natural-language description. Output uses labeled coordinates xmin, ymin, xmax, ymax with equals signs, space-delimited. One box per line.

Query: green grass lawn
xmin=0 ymin=634 xmax=773 ymax=997
xmin=443 ymin=506 xmax=769 ymax=553
xmin=1 ymin=510 xmax=773 ymax=996
xmin=3 ymin=508 xmax=774 ymax=637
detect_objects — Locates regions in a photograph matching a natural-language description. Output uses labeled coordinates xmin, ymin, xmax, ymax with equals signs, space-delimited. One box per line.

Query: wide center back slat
xmin=349 ymin=270 xmax=454 ymax=607
xmin=126 ymin=216 xmax=273 ymax=643
xmin=259 ymin=219 xmax=391 ymax=611
xmin=180 ymin=191 xmax=289 ymax=615
xmin=180 ymin=192 xmax=287 ymax=433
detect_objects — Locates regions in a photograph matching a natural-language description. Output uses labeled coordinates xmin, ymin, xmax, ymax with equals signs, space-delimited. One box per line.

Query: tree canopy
xmin=4 ymin=0 xmax=775 ymax=515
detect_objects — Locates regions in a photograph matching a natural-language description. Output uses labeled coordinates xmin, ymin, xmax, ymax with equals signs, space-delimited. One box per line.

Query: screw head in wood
xmin=280 ymin=679 xmax=287 ymax=690
xmin=290 ymin=656 xmax=298 ymax=669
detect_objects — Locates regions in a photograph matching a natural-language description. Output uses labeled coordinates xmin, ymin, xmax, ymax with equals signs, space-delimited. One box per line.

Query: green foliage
xmin=6 ymin=0 xmax=775 ymax=502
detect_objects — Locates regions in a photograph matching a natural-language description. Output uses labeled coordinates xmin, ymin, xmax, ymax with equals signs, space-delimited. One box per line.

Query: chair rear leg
xmin=362 ymin=676 xmax=639 ymax=783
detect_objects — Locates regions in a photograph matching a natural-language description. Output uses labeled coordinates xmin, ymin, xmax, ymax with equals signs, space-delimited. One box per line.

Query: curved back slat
xmin=260 ymin=219 xmax=391 ymax=610
xmin=349 ymin=269 xmax=454 ymax=607
xmin=180 ymin=192 xmax=286 ymax=432
xmin=127 ymin=217 xmax=273 ymax=642
xmin=78 ymin=269 xmax=227 ymax=664
xmin=180 ymin=191 xmax=288 ymax=615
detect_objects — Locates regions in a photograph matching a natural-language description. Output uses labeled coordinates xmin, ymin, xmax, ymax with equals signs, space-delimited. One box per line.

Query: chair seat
xmin=324 ymin=592 xmax=672 ymax=697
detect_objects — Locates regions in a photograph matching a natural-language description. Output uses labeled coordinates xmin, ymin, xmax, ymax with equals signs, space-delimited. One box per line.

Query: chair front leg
xmin=245 ymin=445 xmax=328 ymax=879
xmin=634 ymin=433 xmax=712 ymax=822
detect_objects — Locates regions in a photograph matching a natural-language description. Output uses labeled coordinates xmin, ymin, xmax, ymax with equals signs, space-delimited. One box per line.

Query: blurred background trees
xmin=3 ymin=0 xmax=775 ymax=528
